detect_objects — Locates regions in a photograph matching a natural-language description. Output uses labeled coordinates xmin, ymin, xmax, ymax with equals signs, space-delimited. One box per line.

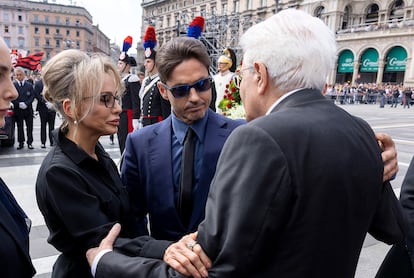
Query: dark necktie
xmin=178 ymin=127 xmax=195 ymax=227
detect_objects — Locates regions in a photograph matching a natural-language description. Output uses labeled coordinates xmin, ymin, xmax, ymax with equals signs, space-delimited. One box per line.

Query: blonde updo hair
xmin=42 ymin=49 xmax=123 ymax=133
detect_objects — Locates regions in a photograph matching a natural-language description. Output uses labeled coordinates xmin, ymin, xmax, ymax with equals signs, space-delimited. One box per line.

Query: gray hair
xmin=240 ymin=9 xmax=336 ymax=92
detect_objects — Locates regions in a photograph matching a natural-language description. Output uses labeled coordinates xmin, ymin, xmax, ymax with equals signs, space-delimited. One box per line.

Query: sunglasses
xmin=84 ymin=93 xmax=120 ymax=108
xmin=162 ymin=77 xmax=212 ymax=98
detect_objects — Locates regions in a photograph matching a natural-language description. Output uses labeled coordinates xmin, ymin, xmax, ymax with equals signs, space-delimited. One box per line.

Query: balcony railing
xmin=336 ymin=19 xmax=414 ymax=35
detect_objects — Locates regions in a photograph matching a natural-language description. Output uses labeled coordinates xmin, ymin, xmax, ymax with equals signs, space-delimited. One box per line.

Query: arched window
xmin=390 ymin=0 xmax=404 ymax=21
xmin=366 ymin=4 xmax=379 ymax=24
xmin=342 ymin=5 xmax=351 ymax=29
xmin=315 ymin=6 xmax=325 ymax=19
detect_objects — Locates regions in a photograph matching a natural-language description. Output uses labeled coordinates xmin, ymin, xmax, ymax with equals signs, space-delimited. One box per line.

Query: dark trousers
xmin=39 ymin=110 xmax=56 ymax=145
xmin=391 ymin=97 xmax=399 ymax=107
xmin=117 ymin=111 xmax=128 ymax=154
xmin=14 ymin=109 xmax=33 ymax=145
xmin=379 ymin=95 xmax=385 ymax=108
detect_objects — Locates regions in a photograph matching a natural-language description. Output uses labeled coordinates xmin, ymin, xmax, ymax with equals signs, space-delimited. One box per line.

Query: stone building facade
xmin=140 ymin=0 xmax=414 ymax=86
xmin=0 ymin=0 xmax=110 ymax=64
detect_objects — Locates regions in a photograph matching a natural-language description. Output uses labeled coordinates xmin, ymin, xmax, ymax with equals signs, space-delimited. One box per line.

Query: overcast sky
xmin=52 ymin=0 xmax=142 ymax=54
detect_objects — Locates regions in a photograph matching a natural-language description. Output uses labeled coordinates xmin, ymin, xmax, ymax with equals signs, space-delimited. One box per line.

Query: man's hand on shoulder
xmin=376 ymin=133 xmax=398 ymax=182
xmin=86 ymin=223 xmax=121 ymax=273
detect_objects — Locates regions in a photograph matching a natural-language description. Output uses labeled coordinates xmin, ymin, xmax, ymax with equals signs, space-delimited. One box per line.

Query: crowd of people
xmin=326 ymin=82 xmax=414 ymax=108
xmin=1 ymin=8 xmax=414 ymax=278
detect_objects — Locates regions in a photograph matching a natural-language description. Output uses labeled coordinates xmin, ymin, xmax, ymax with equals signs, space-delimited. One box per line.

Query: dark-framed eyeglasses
xmin=84 ymin=93 xmax=120 ymax=108
xmin=162 ymin=77 xmax=212 ymax=98
xmin=234 ymin=67 xmax=254 ymax=87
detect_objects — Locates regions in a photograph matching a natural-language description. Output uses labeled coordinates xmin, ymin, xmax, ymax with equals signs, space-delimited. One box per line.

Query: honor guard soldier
xmin=213 ymin=48 xmax=237 ymax=113
xmin=139 ymin=26 xmax=171 ymax=127
xmin=117 ymin=36 xmax=141 ymax=154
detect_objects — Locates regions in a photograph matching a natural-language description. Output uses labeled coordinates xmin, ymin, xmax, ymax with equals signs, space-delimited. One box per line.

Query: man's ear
xmin=254 ymin=62 xmax=268 ymax=96
xmin=157 ymin=82 xmax=170 ymax=101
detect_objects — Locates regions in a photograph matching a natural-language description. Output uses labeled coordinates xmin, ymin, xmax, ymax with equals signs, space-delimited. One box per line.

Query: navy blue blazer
xmin=122 ymin=109 xmax=244 ymax=241
xmin=0 ymin=178 xmax=36 ymax=277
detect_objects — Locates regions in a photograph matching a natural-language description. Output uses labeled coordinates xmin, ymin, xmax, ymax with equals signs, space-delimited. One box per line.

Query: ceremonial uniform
xmin=213 ymin=48 xmax=237 ymax=113
xmin=139 ymin=26 xmax=171 ymax=127
xmin=139 ymin=73 xmax=170 ymax=127
xmin=213 ymin=70 xmax=234 ymax=112
xmin=118 ymin=73 xmax=140 ymax=153
xmin=116 ymin=39 xmax=141 ymax=154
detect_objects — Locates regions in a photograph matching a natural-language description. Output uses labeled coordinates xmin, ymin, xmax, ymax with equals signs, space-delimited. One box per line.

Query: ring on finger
xmin=186 ymin=240 xmax=197 ymax=251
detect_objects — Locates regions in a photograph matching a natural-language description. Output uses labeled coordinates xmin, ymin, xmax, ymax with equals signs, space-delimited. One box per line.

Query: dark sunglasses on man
xmin=162 ymin=77 xmax=212 ymax=98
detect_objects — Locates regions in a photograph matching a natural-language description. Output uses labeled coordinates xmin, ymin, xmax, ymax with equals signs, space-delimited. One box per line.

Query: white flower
xmin=225 ymin=104 xmax=245 ymax=119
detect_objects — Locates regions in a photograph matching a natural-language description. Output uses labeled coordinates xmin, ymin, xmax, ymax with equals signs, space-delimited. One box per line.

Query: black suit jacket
xmin=12 ymin=80 xmax=34 ymax=114
xmin=399 ymin=156 xmax=414 ymax=261
xmin=33 ymin=79 xmax=47 ymax=112
xmin=376 ymin=156 xmax=414 ymax=278
xmin=0 ymin=178 xmax=36 ymax=277
xmin=198 ymin=89 xmax=406 ymax=277
xmin=96 ymin=89 xmax=406 ymax=278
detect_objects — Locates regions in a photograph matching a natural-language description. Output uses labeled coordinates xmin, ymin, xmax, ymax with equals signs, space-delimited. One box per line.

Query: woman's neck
xmin=66 ymin=125 xmax=99 ymax=160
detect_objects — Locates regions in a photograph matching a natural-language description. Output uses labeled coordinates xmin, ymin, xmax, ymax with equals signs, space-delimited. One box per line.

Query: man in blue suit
xmin=121 ymin=37 xmax=244 ymax=241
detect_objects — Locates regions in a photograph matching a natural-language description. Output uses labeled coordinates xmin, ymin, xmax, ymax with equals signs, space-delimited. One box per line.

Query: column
xmin=352 ymin=62 xmax=360 ymax=86
xmin=376 ymin=60 xmax=385 ymax=84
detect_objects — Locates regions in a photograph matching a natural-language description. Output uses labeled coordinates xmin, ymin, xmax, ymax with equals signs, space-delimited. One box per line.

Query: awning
xmin=337 ymin=50 xmax=354 ymax=73
xmin=385 ymin=46 xmax=407 ymax=71
xmin=360 ymin=48 xmax=379 ymax=72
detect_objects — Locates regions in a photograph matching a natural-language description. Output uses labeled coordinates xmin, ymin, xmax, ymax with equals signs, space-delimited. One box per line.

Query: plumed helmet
xmin=119 ymin=53 xmax=137 ymax=67
xmin=119 ymin=36 xmax=137 ymax=66
xmin=143 ymin=26 xmax=157 ymax=60
xmin=187 ymin=16 xmax=204 ymax=39
xmin=218 ymin=48 xmax=237 ymax=72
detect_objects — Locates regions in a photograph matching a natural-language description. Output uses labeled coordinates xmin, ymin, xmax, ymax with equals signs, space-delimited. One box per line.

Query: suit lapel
xmin=148 ymin=118 xmax=176 ymax=207
xmin=0 ymin=201 xmax=32 ymax=268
